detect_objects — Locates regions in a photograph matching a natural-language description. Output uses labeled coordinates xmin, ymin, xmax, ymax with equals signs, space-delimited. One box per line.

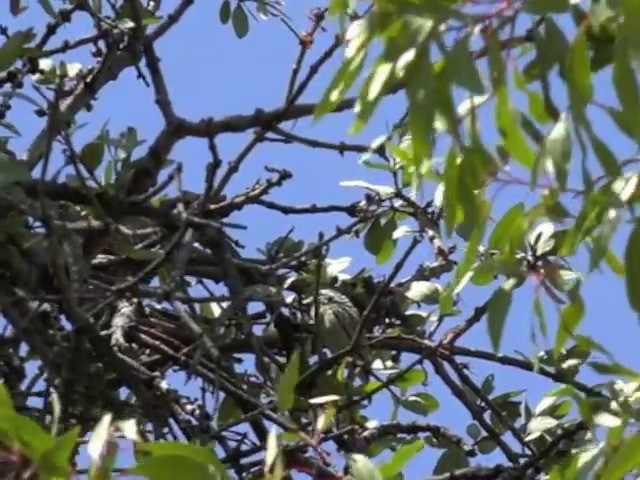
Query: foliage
xmin=0 ymin=0 xmax=639 ymax=479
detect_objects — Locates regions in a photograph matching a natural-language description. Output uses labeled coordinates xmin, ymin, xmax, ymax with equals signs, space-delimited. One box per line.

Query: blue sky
xmin=5 ymin=2 xmax=640 ymax=478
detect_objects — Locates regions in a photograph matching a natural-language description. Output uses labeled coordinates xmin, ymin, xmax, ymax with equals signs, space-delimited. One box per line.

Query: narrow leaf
xmin=277 ymin=351 xmax=300 ymax=411
xmin=624 ymin=222 xmax=640 ymax=313
xmin=487 ymin=279 xmax=516 ymax=352
xmin=599 ymin=433 xmax=640 ymax=479
xmin=446 ymin=35 xmax=485 ymax=94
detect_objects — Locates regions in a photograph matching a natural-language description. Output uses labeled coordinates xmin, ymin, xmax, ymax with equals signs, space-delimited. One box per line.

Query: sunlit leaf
xmin=38 ymin=427 xmax=80 ymax=478
xmin=533 ymin=113 xmax=571 ymax=191
xmin=401 ymin=281 xmax=442 ymax=305
xmin=525 ymin=415 xmax=558 ymax=440
xmin=599 ymin=433 xmax=640 ymax=479
xmin=401 ymin=393 xmax=440 ymax=416
xmin=349 ymin=453 xmax=383 ymax=480
xmin=379 ymin=439 xmax=425 ymax=479
xmin=489 ymin=203 xmax=525 ymax=252
xmin=339 ymin=180 xmax=394 ymax=197
xmin=264 ymin=426 xmax=280 ymax=476
xmin=87 ymin=413 xmax=113 ymax=464
xmin=394 ymin=368 xmax=426 ymax=390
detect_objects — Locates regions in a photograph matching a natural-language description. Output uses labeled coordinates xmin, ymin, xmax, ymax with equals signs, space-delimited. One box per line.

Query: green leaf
xmin=514 ymin=69 xmax=552 ymax=123
xmin=432 ymin=447 xmax=470 ymax=475
xmin=624 ymin=222 xmax=640 ymax=313
xmin=130 ymin=455 xmax=217 ymax=480
xmin=401 ymin=393 xmax=440 ymax=416
xmin=406 ymin=46 xmax=436 ymax=163
xmin=481 ymin=374 xmax=495 ymax=396
xmin=466 ymin=423 xmax=481 ymax=440
xmin=219 ymin=0 xmax=231 ymax=24
xmin=79 ymin=140 xmax=105 ymax=173
xmin=394 ymin=368 xmax=426 ymax=390
xmin=605 ymin=248 xmax=626 ymax=277
xmin=533 ymin=113 xmax=571 ymax=191
xmin=621 ymin=0 xmax=640 ymax=63
xmin=554 ymin=289 xmax=585 ymax=358
xmin=37 ymin=0 xmax=58 ymax=19
xmin=102 ymin=160 xmax=115 ymax=186
xmin=454 ymin=198 xmax=489 ymax=290
xmin=566 ymin=30 xmax=593 ymax=107
xmin=446 ymin=35 xmax=485 ymax=95
xmin=38 ymin=427 xmax=80 ymax=478
xmin=365 ymin=60 xmax=394 ymax=103
xmin=0 ymin=29 xmax=36 ymax=71
xmin=277 ymin=350 xmax=300 ymax=412
xmin=435 ymin=69 xmax=462 ymax=145
xmin=364 ymin=216 xmax=397 ymax=264
xmin=477 ymin=438 xmax=498 ymax=454
xmin=488 ymin=203 xmax=525 ymax=252
xmin=522 ymin=0 xmax=570 ymax=14
xmin=586 ymin=127 xmax=620 ymax=178
xmin=588 ymin=361 xmax=638 ymax=377
xmin=488 ymin=32 xmax=535 ymax=169
xmin=487 ymin=278 xmax=517 ymax=352
xmin=494 ymin=35 xmax=537 ymax=158
xmin=231 ymin=5 xmax=249 ymax=39
xmin=136 ymin=442 xmax=226 ymax=479
xmin=314 ymin=26 xmax=368 ymax=119
xmin=613 ymin=39 xmax=640 ymax=140
xmin=12 ymin=415 xmax=56 ymax=459
xmin=218 ymin=396 xmax=243 ymax=427
xmin=525 ymin=416 xmax=558 ymax=440
xmin=455 ymin=149 xmax=490 ymax=237
xmin=574 ymin=442 xmax=606 ymax=479
xmin=349 ymin=453 xmax=383 ymax=480
xmin=495 ymin=95 xmax=535 ymax=169
xmin=533 ymin=295 xmax=548 ymax=339
xmin=379 ymin=438 xmax=425 ymax=479
xmin=443 ymin=148 xmax=460 ymax=236
xmin=599 ymin=432 xmax=640 ymax=479
xmin=524 ymin=19 xmax=568 ymax=82
xmin=0 ymin=384 xmax=15 ymax=412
